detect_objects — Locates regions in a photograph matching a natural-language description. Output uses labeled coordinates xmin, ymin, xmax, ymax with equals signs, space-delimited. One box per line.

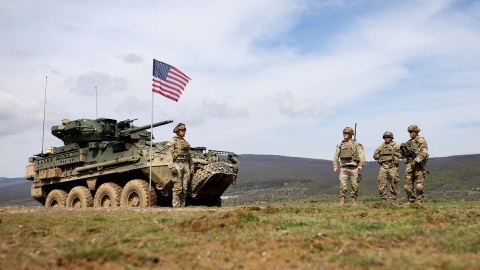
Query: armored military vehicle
xmin=25 ymin=118 xmax=239 ymax=208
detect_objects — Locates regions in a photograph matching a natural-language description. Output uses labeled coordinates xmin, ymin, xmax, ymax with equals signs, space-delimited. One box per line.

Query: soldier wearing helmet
xmin=333 ymin=127 xmax=365 ymax=205
xmin=400 ymin=125 xmax=429 ymax=206
xmin=166 ymin=123 xmax=194 ymax=207
xmin=373 ymin=131 xmax=402 ymax=204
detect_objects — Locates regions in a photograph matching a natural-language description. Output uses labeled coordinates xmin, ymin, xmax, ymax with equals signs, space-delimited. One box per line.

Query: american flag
xmin=152 ymin=59 xmax=191 ymax=102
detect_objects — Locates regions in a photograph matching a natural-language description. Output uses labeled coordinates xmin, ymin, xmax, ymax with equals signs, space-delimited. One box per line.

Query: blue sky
xmin=1 ymin=0 xmax=480 ymax=177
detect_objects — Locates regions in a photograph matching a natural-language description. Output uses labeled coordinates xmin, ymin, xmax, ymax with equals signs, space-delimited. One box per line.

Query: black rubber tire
xmin=45 ymin=189 xmax=68 ymax=208
xmin=94 ymin=182 xmax=122 ymax=207
xmin=120 ymin=179 xmax=157 ymax=207
xmin=67 ymin=186 xmax=94 ymax=208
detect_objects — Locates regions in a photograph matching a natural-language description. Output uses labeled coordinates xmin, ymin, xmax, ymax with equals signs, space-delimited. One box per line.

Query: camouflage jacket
xmin=373 ymin=142 xmax=402 ymax=167
xmin=166 ymin=136 xmax=193 ymax=168
xmin=333 ymin=140 xmax=365 ymax=169
xmin=401 ymin=136 xmax=428 ymax=164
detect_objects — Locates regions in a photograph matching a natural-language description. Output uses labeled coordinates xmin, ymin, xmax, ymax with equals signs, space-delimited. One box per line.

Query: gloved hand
xmin=170 ymin=166 xmax=178 ymax=175
xmin=411 ymin=160 xmax=417 ymax=167
xmin=190 ymin=167 xmax=195 ymax=175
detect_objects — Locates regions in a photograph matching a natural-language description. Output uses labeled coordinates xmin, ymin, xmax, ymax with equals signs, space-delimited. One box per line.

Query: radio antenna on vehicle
xmin=41 ymin=76 xmax=48 ymax=155
xmin=95 ymin=86 xmax=98 ymax=119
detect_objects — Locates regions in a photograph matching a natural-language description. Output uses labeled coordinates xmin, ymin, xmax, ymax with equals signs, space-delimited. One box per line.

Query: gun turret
xmin=51 ymin=118 xmax=174 ymax=146
xmin=119 ymin=120 xmax=173 ymax=136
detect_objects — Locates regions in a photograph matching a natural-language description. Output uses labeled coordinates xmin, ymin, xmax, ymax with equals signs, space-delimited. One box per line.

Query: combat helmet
xmin=383 ymin=131 xmax=394 ymax=139
xmin=407 ymin=125 xmax=421 ymax=132
xmin=173 ymin=123 xmax=187 ymax=133
xmin=343 ymin=127 xmax=354 ymax=135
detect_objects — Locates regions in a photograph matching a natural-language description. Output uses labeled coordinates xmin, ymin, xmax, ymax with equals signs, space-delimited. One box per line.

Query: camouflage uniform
xmin=167 ymin=124 xmax=193 ymax=208
xmin=400 ymin=125 xmax=428 ymax=204
xmin=373 ymin=138 xmax=402 ymax=201
xmin=333 ymin=139 xmax=365 ymax=199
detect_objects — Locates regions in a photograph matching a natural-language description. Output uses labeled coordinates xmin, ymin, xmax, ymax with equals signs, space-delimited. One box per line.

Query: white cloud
xmin=0 ymin=0 xmax=479 ymax=177
xmin=0 ymin=90 xmax=43 ymax=136
xmin=274 ymin=91 xmax=333 ymax=119
xmin=68 ymin=72 xmax=129 ymax=96
xmin=122 ymin=53 xmax=143 ymax=64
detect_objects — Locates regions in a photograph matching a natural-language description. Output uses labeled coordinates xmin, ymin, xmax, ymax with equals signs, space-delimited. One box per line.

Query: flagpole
xmin=149 ymin=90 xmax=154 ymax=207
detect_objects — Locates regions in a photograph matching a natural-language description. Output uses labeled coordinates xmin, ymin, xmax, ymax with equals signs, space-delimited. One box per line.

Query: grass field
xmin=1 ymin=201 xmax=479 ymax=270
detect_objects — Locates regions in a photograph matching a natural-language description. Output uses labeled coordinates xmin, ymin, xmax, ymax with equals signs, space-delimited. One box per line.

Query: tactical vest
xmin=379 ymin=143 xmax=394 ymax=163
xmin=406 ymin=140 xmax=417 ymax=152
xmin=339 ymin=141 xmax=360 ymax=162
xmin=173 ymin=138 xmax=191 ymax=161
xmin=406 ymin=137 xmax=429 ymax=163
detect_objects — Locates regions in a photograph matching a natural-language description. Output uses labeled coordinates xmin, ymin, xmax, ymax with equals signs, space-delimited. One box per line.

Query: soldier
xmin=373 ymin=131 xmax=402 ymax=205
xmin=166 ymin=123 xmax=194 ymax=208
xmin=400 ymin=125 xmax=429 ymax=206
xmin=333 ymin=127 xmax=365 ymax=205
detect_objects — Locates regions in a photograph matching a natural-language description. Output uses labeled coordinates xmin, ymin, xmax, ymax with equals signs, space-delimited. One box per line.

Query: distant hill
xmin=1 ymin=154 xmax=479 ymax=206
xmin=0 ymin=178 xmax=39 ymax=206
xmin=224 ymin=154 xmax=480 ymax=204
xmin=0 ymin=177 xmax=29 ymax=188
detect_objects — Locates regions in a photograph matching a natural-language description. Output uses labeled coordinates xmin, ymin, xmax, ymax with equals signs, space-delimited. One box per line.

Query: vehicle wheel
xmin=45 ymin=189 xmax=68 ymax=208
xmin=120 ymin=179 xmax=156 ymax=207
xmin=94 ymin=182 xmax=122 ymax=207
xmin=67 ymin=186 xmax=93 ymax=208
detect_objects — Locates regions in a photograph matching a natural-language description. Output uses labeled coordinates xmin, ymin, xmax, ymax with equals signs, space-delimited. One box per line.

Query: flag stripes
xmin=152 ymin=59 xmax=191 ymax=102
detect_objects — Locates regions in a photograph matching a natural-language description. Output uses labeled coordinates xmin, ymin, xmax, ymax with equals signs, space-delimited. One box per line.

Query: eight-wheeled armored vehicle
xmin=25 ymin=118 xmax=239 ymax=207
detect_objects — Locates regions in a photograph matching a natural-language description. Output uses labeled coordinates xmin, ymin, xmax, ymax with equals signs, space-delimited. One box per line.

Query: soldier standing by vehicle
xmin=400 ymin=125 xmax=428 ymax=206
xmin=373 ymin=131 xmax=402 ymax=205
xmin=167 ymin=123 xmax=194 ymax=208
xmin=333 ymin=127 xmax=365 ymax=205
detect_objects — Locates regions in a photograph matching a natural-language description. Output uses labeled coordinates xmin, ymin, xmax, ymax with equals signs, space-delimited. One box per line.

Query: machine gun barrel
xmin=120 ymin=119 xmax=173 ymax=135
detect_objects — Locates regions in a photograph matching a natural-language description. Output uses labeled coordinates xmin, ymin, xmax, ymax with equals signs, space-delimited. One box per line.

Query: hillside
xmin=1 ymin=154 xmax=480 ymax=206
xmin=223 ymin=154 xmax=480 ymax=204
xmin=0 ymin=178 xmax=39 ymax=206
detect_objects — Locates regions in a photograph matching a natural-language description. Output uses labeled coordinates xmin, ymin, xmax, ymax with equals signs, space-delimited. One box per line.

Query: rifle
xmin=401 ymin=145 xmax=430 ymax=174
xmin=354 ymin=123 xmax=357 ymax=141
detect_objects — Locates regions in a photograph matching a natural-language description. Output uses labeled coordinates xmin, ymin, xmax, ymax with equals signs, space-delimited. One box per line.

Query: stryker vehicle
xmin=25 ymin=118 xmax=239 ymax=208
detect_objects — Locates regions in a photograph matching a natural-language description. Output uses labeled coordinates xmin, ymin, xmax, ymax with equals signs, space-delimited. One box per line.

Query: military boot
xmin=390 ymin=198 xmax=396 ymax=205
xmin=340 ymin=197 xmax=345 ymax=205
xmin=404 ymin=201 xmax=414 ymax=206
xmin=381 ymin=198 xmax=387 ymax=204
xmin=352 ymin=197 xmax=357 ymax=206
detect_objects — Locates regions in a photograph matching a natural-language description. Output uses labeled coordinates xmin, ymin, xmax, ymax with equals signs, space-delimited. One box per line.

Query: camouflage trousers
xmin=172 ymin=161 xmax=191 ymax=208
xmin=378 ymin=165 xmax=400 ymax=200
xmin=404 ymin=163 xmax=425 ymax=203
xmin=339 ymin=166 xmax=360 ymax=198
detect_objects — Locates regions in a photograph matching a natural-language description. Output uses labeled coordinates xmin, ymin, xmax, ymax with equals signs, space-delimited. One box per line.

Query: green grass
xmin=0 ymin=202 xmax=479 ymax=269
xmin=65 ymin=246 xmax=121 ymax=261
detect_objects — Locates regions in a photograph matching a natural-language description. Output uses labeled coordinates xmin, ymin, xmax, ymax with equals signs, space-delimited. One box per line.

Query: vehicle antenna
xmin=41 ymin=76 xmax=47 ymax=155
xmin=95 ymin=86 xmax=98 ymax=119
